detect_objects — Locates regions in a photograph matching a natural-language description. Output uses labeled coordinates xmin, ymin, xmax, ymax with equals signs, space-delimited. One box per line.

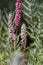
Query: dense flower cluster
xmin=8 ymin=13 xmax=16 ymax=41
xmin=21 ymin=23 xmax=27 ymax=48
xmin=14 ymin=0 xmax=21 ymax=27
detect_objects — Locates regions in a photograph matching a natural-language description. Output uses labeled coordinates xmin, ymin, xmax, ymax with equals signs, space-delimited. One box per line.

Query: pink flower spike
xmin=14 ymin=0 xmax=21 ymax=27
xmin=21 ymin=23 xmax=27 ymax=48
xmin=8 ymin=13 xmax=16 ymax=41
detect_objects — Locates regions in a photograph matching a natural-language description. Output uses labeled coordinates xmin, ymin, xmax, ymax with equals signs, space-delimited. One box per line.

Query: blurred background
xmin=0 ymin=0 xmax=43 ymax=65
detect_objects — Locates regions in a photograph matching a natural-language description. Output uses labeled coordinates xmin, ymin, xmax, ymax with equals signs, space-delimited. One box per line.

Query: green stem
xmin=11 ymin=40 xmax=14 ymax=52
xmin=16 ymin=27 xmax=18 ymax=36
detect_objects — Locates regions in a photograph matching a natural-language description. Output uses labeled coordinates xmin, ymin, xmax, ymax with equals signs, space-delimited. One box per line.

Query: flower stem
xmin=11 ymin=41 xmax=14 ymax=52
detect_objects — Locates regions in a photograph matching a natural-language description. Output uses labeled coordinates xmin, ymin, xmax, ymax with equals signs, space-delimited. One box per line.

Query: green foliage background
xmin=0 ymin=0 xmax=43 ymax=65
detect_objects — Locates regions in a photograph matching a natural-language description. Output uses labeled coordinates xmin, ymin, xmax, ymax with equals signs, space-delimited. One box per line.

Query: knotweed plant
xmin=7 ymin=2 xmax=27 ymax=63
xmin=8 ymin=14 xmax=27 ymax=65
xmin=7 ymin=1 xmax=27 ymax=65
xmin=0 ymin=0 xmax=43 ymax=65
